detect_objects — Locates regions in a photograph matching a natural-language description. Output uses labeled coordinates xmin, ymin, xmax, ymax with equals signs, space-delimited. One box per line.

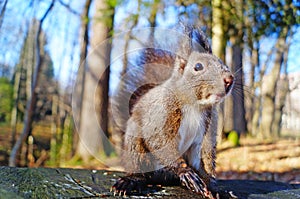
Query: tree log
xmin=0 ymin=166 xmax=299 ymax=198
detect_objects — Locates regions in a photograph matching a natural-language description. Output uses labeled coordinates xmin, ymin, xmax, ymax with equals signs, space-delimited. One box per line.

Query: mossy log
xmin=0 ymin=166 xmax=299 ymax=198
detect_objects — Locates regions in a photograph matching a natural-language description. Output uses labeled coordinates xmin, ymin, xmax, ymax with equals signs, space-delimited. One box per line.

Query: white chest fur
xmin=178 ymin=104 xmax=206 ymax=170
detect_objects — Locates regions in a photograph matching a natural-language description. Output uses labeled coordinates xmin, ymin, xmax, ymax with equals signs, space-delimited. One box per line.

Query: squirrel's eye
xmin=194 ymin=63 xmax=204 ymax=71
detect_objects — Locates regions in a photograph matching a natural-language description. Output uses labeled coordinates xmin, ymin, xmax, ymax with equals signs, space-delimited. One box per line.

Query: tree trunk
xmin=247 ymin=1 xmax=264 ymax=137
xmin=77 ymin=0 xmax=115 ymax=160
xmin=244 ymin=0 xmax=260 ymax=135
xmin=223 ymin=45 xmax=234 ymax=133
xmin=10 ymin=63 xmax=22 ymax=148
xmin=259 ymin=27 xmax=289 ymax=138
xmin=60 ymin=114 xmax=73 ymax=165
xmin=211 ymin=0 xmax=227 ymax=138
xmin=231 ymin=0 xmax=247 ymax=135
xmin=50 ymin=94 xmax=59 ymax=166
xmin=211 ymin=0 xmax=226 ymax=62
xmin=72 ymin=0 xmax=91 ymax=160
xmin=231 ymin=37 xmax=247 ymax=135
xmin=247 ymin=44 xmax=259 ymax=135
xmin=252 ymin=43 xmax=276 ymax=138
xmin=272 ymin=30 xmax=293 ymax=136
xmin=228 ymin=0 xmax=247 ymax=136
xmin=272 ymin=77 xmax=288 ymax=136
xmin=9 ymin=2 xmax=54 ymax=167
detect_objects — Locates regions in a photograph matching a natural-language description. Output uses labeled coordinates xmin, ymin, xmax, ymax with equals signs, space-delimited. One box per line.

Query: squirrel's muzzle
xmin=224 ymin=75 xmax=234 ymax=94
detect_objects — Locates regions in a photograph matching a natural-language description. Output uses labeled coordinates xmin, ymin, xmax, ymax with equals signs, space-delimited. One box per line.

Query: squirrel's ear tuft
xmin=182 ymin=25 xmax=212 ymax=54
xmin=191 ymin=28 xmax=212 ymax=54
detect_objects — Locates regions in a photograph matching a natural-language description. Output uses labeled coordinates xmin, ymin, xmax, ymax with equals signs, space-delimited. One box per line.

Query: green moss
xmin=0 ymin=77 xmax=13 ymax=123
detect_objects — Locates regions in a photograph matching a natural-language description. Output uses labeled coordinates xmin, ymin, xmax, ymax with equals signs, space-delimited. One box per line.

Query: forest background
xmin=0 ymin=0 xmax=299 ymax=183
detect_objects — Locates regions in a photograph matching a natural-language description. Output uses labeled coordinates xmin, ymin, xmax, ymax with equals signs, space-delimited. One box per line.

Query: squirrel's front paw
xmin=179 ymin=169 xmax=214 ymax=198
xmin=111 ymin=176 xmax=146 ymax=196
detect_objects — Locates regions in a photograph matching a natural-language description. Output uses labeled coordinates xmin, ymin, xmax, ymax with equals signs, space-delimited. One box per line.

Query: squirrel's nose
xmin=224 ymin=75 xmax=234 ymax=93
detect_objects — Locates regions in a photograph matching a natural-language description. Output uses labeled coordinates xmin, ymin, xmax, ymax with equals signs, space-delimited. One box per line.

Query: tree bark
xmin=76 ymin=0 xmax=115 ymax=160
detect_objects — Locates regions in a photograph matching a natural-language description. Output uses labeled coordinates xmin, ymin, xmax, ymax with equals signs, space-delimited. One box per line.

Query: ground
xmin=1 ymin=124 xmax=300 ymax=185
xmin=216 ymin=137 xmax=300 ymax=184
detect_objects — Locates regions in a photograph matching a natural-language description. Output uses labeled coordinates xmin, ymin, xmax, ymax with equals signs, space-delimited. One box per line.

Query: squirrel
xmin=111 ymin=26 xmax=234 ymax=198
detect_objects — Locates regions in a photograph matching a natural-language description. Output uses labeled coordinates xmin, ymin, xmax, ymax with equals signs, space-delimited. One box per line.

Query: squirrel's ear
xmin=177 ymin=57 xmax=187 ymax=74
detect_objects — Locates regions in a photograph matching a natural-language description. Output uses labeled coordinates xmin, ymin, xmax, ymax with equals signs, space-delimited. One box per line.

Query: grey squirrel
xmin=111 ymin=26 xmax=234 ymax=198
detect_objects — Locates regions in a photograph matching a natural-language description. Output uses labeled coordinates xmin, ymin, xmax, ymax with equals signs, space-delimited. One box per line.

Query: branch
xmin=0 ymin=0 xmax=8 ymax=30
xmin=40 ymin=1 xmax=55 ymax=23
xmin=57 ymin=0 xmax=80 ymax=16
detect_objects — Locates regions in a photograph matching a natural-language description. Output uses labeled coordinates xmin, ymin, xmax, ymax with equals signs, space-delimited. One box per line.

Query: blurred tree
xmin=272 ymin=30 xmax=293 ymax=136
xmin=10 ymin=22 xmax=35 ymax=148
xmin=215 ymin=0 xmax=300 ymax=138
xmin=211 ymin=0 xmax=228 ymax=138
xmin=10 ymin=24 xmax=36 ymax=149
xmin=211 ymin=0 xmax=247 ymax=137
xmin=255 ymin=0 xmax=299 ymax=138
xmin=245 ymin=0 xmax=278 ymax=137
xmin=10 ymin=19 xmax=55 ymax=150
xmin=10 ymin=65 xmax=21 ymax=147
xmin=260 ymin=27 xmax=289 ymax=138
xmin=70 ymin=0 xmax=92 ymax=164
xmin=211 ymin=0 xmax=225 ymax=61
xmin=244 ymin=0 xmax=260 ymax=135
xmin=76 ymin=0 xmax=116 ymax=161
xmin=9 ymin=1 xmax=54 ymax=166
xmin=228 ymin=0 xmax=247 ymax=135
xmin=34 ymin=41 xmax=56 ymax=122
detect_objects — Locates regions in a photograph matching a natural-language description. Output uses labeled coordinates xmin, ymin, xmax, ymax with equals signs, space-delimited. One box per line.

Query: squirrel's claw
xmin=179 ymin=169 xmax=215 ymax=198
xmin=179 ymin=170 xmax=206 ymax=193
xmin=111 ymin=176 xmax=145 ymax=196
